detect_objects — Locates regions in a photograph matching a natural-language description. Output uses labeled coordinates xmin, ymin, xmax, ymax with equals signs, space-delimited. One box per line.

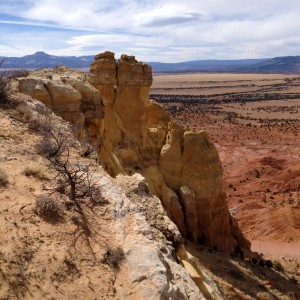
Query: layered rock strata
xmin=16 ymin=52 xmax=248 ymax=252
xmin=17 ymin=66 xmax=104 ymax=147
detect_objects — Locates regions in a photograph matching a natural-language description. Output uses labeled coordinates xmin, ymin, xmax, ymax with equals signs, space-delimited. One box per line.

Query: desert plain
xmin=151 ymin=73 xmax=300 ymax=261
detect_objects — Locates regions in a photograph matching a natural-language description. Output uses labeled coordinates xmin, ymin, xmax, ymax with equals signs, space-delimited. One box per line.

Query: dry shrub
xmin=36 ymin=120 xmax=104 ymax=203
xmin=0 ymin=168 xmax=9 ymax=187
xmin=0 ymin=243 xmax=34 ymax=298
xmin=0 ymin=59 xmax=9 ymax=105
xmin=8 ymin=69 xmax=29 ymax=79
xmin=35 ymin=195 xmax=63 ymax=219
xmin=23 ymin=162 xmax=49 ymax=180
xmin=27 ymin=105 xmax=53 ymax=132
xmin=260 ymin=156 xmax=285 ymax=170
xmin=101 ymin=247 xmax=125 ymax=271
xmin=274 ymin=260 xmax=284 ymax=272
xmin=36 ymin=118 xmax=74 ymax=159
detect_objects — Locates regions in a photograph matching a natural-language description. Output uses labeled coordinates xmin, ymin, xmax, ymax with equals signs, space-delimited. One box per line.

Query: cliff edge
xmin=16 ymin=51 xmax=249 ymax=252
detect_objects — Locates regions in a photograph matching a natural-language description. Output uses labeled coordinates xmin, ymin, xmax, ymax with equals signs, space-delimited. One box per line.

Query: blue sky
xmin=1 ymin=0 xmax=300 ymax=62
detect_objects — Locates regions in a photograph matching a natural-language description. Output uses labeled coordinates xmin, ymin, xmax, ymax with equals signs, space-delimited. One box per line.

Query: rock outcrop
xmin=88 ymin=52 xmax=240 ymax=252
xmin=98 ymin=170 xmax=206 ymax=299
xmin=16 ymin=52 xmax=249 ymax=252
xmin=17 ymin=66 xmax=104 ymax=146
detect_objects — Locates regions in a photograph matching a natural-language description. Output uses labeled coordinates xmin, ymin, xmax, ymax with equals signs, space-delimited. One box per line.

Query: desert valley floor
xmin=151 ymin=73 xmax=300 ymax=262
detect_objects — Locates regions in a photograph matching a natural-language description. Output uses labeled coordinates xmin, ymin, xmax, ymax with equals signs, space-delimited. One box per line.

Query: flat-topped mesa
xmin=88 ymin=52 xmax=249 ymax=252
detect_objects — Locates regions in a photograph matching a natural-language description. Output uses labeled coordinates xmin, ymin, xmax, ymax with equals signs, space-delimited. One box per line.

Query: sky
xmin=1 ymin=0 xmax=300 ymax=62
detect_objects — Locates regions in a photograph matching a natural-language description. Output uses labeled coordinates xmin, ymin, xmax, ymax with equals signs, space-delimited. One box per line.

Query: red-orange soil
xmin=151 ymin=73 xmax=300 ymax=260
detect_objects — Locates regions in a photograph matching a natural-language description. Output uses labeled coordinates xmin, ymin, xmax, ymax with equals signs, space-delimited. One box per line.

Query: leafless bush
xmin=36 ymin=119 xmax=103 ymax=206
xmin=35 ymin=195 xmax=63 ymax=219
xmin=36 ymin=119 xmax=74 ymax=159
xmin=101 ymin=247 xmax=125 ymax=271
xmin=25 ymin=104 xmax=53 ymax=132
xmin=55 ymin=179 xmax=67 ymax=194
xmin=0 ymin=168 xmax=9 ymax=187
xmin=48 ymin=159 xmax=102 ymax=203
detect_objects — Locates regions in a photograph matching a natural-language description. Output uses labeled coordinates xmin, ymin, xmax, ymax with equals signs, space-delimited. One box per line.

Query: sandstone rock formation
xmin=16 ymin=52 xmax=249 ymax=252
xmin=88 ymin=52 xmax=242 ymax=252
xmin=17 ymin=66 xmax=104 ymax=147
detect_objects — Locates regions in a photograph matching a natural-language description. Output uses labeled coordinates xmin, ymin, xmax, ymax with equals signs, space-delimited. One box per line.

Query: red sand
xmin=251 ymin=240 xmax=300 ymax=259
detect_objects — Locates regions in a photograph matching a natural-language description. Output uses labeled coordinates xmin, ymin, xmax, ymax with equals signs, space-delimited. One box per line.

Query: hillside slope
xmin=0 ymin=98 xmax=203 ymax=299
xmin=0 ymin=82 xmax=299 ymax=300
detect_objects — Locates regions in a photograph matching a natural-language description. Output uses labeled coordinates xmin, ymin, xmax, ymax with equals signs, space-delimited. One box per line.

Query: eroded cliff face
xmin=16 ymin=52 xmax=248 ymax=252
xmin=87 ymin=52 xmax=239 ymax=252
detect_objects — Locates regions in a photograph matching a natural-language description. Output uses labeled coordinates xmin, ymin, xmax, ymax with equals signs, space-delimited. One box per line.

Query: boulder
xmin=17 ymin=66 xmax=104 ymax=126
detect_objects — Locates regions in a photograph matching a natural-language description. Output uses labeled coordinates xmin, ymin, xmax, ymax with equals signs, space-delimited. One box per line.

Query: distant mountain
xmin=150 ymin=56 xmax=300 ymax=74
xmin=245 ymin=56 xmax=300 ymax=74
xmin=1 ymin=52 xmax=300 ymax=74
xmin=149 ymin=59 xmax=269 ymax=73
xmin=0 ymin=51 xmax=95 ymax=69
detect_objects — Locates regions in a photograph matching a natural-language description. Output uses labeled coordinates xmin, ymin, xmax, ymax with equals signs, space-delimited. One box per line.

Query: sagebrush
xmin=35 ymin=195 xmax=63 ymax=219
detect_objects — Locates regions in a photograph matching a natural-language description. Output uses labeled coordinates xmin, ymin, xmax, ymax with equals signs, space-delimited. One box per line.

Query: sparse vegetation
xmin=1 ymin=65 xmax=300 ymax=300
xmin=0 ymin=59 xmax=9 ymax=105
xmin=0 ymin=243 xmax=34 ymax=298
xmin=264 ymin=260 xmax=273 ymax=269
xmin=274 ymin=260 xmax=284 ymax=272
xmin=23 ymin=162 xmax=49 ymax=180
xmin=35 ymin=114 xmax=103 ymax=209
xmin=101 ymin=247 xmax=125 ymax=271
xmin=0 ymin=168 xmax=9 ymax=187
xmin=8 ymin=69 xmax=29 ymax=79
xmin=35 ymin=195 xmax=64 ymax=219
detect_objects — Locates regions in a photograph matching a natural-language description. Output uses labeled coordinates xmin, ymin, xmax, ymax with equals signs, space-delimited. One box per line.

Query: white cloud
xmin=1 ymin=0 xmax=300 ymax=61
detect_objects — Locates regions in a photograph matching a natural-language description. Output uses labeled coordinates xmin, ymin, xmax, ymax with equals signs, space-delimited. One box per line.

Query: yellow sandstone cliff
xmin=17 ymin=51 xmax=248 ymax=252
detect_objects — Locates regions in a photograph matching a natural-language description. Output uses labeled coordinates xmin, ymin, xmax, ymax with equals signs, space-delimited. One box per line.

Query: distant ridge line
xmin=1 ymin=52 xmax=300 ymax=74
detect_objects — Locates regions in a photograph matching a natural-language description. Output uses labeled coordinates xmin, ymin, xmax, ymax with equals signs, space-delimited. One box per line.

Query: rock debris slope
xmin=17 ymin=51 xmax=248 ymax=252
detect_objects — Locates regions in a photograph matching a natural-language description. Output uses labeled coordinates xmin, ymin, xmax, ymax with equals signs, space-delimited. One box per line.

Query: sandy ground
xmin=0 ymin=107 xmax=121 ymax=299
xmin=251 ymin=240 xmax=300 ymax=259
